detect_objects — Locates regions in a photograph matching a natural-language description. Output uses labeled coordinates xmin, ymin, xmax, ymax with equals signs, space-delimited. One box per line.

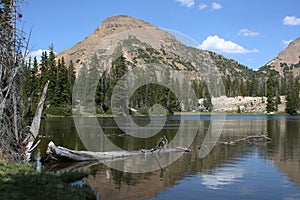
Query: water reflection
xmin=201 ymin=167 xmax=244 ymax=190
xmin=267 ymin=116 xmax=300 ymax=188
xmin=38 ymin=115 xmax=300 ymax=199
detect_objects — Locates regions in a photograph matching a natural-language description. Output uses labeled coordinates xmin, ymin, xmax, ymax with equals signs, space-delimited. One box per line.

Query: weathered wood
xmin=220 ymin=133 xmax=272 ymax=145
xmin=42 ymin=141 xmax=191 ymax=163
xmin=25 ymin=80 xmax=49 ymax=161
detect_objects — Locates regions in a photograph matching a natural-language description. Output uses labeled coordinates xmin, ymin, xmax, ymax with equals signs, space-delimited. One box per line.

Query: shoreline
xmin=43 ymin=111 xmax=297 ymax=118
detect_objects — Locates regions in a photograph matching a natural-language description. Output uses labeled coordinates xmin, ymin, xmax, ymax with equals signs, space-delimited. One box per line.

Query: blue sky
xmin=22 ymin=0 xmax=300 ymax=69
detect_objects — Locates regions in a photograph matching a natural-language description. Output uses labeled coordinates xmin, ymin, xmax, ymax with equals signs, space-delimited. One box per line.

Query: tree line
xmin=71 ymin=52 xmax=299 ymax=115
xmin=24 ymin=48 xmax=76 ymax=117
xmin=24 ymin=50 xmax=300 ymax=117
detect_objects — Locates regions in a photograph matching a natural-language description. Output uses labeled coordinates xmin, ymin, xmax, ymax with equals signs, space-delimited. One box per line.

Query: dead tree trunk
xmin=43 ymin=141 xmax=191 ymax=163
xmin=24 ymin=81 xmax=49 ymax=161
xmin=220 ymin=133 xmax=272 ymax=145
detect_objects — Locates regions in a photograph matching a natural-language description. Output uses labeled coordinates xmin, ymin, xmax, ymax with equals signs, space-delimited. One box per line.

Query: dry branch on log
xmin=42 ymin=141 xmax=191 ymax=163
xmin=220 ymin=133 xmax=272 ymax=145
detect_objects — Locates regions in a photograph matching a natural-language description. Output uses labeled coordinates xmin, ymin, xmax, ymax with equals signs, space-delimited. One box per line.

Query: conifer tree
xmin=67 ymin=60 xmax=76 ymax=104
xmin=23 ymin=58 xmax=33 ymax=116
xmin=203 ymin=83 xmax=212 ymax=111
xmin=109 ymin=54 xmax=128 ymax=113
xmin=266 ymin=73 xmax=276 ymax=113
xmin=39 ymin=51 xmax=49 ymax=90
xmin=46 ymin=48 xmax=57 ymax=106
xmin=285 ymin=73 xmax=299 ymax=115
xmin=74 ymin=64 xmax=88 ymax=108
xmin=55 ymin=58 xmax=69 ymax=106
xmin=95 ymin=70 xmax=110 ymax=113
xmin=224 ymin=75 xmax=231 ymax=97
xmin=85 ymin=54 xmax=100 ymax=111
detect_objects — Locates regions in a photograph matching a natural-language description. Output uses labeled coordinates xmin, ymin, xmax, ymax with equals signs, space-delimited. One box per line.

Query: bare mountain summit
xmin=265 ymin=37 xmax=300 ymax=78
xmin=58 ymin=15 xmax=178 ymax=72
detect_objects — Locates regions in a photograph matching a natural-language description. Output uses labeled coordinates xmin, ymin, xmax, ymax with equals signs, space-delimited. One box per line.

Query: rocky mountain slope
xmin=263 ymin=37 xmax=300 ymax=78
xmin=58 ymin=15 xmax=154 ymax=72
xmin=57 ymin=15 xmax=255 ymax=80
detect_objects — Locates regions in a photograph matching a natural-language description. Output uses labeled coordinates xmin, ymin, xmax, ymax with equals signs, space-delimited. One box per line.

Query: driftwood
xmin=24 ymin=80 xmax=49 ymax=161
xmin=220 ymin=133 xmax=272 ymax=145
xmin=42 ymin=141 xmax=191 ymax=163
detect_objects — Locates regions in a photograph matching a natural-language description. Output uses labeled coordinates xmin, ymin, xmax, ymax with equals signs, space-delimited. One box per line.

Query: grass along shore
xmin=0 ymin=161 xmax=95 ymax=200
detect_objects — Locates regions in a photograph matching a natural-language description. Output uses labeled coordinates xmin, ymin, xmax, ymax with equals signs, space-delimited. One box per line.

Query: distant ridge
xmin=264 ymin=37 xmax=300 ymax=78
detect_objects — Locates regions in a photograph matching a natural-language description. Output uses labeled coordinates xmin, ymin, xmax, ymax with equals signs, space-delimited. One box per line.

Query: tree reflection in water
xmin=39 ymin=115 xmax=300 ymax=200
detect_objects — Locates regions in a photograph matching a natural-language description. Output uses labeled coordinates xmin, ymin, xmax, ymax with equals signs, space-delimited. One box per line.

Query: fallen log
xmin=220 ymin=133 xmax=272 ymax=145
xmin=42 ymin=141 xmax=191 ymax=163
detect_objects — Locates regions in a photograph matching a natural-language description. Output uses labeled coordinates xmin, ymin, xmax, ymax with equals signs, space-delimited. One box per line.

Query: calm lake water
xmin=37 ymin=115 xmax=300 ymax=200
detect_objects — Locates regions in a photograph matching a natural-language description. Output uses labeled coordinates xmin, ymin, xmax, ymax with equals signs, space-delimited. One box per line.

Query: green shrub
xmin=45 ymin=105 xmax=72 ymax=116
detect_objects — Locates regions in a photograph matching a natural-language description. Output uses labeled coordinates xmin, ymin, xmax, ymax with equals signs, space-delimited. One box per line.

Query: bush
xmin=45 ymin=105 xmax=72 ymax=116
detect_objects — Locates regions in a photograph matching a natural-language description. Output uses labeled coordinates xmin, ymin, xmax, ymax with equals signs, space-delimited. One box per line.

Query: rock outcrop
xmin=265 ymin=37 xmax=300 ymax=78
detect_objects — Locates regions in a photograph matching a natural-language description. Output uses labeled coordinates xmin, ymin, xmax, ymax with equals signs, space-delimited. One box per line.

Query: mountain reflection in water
xmin=38 ymin=115 xmax=300 ymax=200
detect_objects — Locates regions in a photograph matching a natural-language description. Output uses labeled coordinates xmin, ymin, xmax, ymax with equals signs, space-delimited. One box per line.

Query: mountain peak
xmin=58 ymin=15 xmax=174 ymax=72
xmin=94 ymin=15 xmax=154 ymax=36
xmin=58 ymin=15 xmax=159 ymax=69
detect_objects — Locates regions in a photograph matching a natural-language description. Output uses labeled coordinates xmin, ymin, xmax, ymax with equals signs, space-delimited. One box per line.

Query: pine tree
xmin=85 ymin=54 xmax=100 ymax=111
xmin=30 ymin=57 xmax=40 ymax=113
xmin=224 ymin=75 xmax=231 ymax=97
xmin=266 ymin=73 xmax=276 ymax=113
xmin=23 ymin=58 xmax=33 ymax=117
xmin=46 ymin=48 xmax=57 ymax=106
xmin=203 ymin=83 xmax=212 ymax=111
xmin=74 ymin=64 xmax=89 ymax=109
xmin=55 ymin=58 xmax=69 ymax=106
xmin=192 ymin=80 xmax=203 ymax=99
xmin=95 ymin=70 xmax=110 ymax=113
xmin=285 ymin=73 xmax=299 ymax=115
xmin=32 ymin=57 xmax=39 ymax=92
xmin=67 ymin=60 xmax=76 ymax=104
xmin=39 ymin=51 xmax=49 ymax=90
xmin=109 ymin=54 xmax=128 ymax=113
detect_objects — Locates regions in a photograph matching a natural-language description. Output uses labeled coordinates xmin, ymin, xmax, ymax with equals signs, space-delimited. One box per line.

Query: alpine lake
xmin=35 ymin=114 xmax=300 ymax=200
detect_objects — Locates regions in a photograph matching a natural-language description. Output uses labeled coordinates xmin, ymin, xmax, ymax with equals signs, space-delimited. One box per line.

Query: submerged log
xmin=220 ymin=133 xmax=272 ymax=145
xmin=42 ymin=141 xmax=191 ymax=163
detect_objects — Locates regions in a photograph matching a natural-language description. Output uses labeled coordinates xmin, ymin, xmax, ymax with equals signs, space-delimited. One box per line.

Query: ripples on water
xmin=38 ymin=115 xmax=300 ymax=200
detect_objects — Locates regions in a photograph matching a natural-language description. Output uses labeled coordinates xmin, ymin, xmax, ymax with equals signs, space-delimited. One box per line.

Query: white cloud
xmin=176 ymin=0 xmax=195 ymax=8
xmin=211 ymin=2 xmax=222 ymax=10
xmin=281 ymin=40 xmax=292 ymax=48
xmin=199 ymin=3 xmax=208 ymax=10
xmin=198 ymin=35 xmax=259 ymax=54
xmin=238 ymin=29 xmax=260 ymax=37
xmin=27 ymin=49 xmax=53 ymax=62
xmin=283 ymin=16 xmax=300 ymax=26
